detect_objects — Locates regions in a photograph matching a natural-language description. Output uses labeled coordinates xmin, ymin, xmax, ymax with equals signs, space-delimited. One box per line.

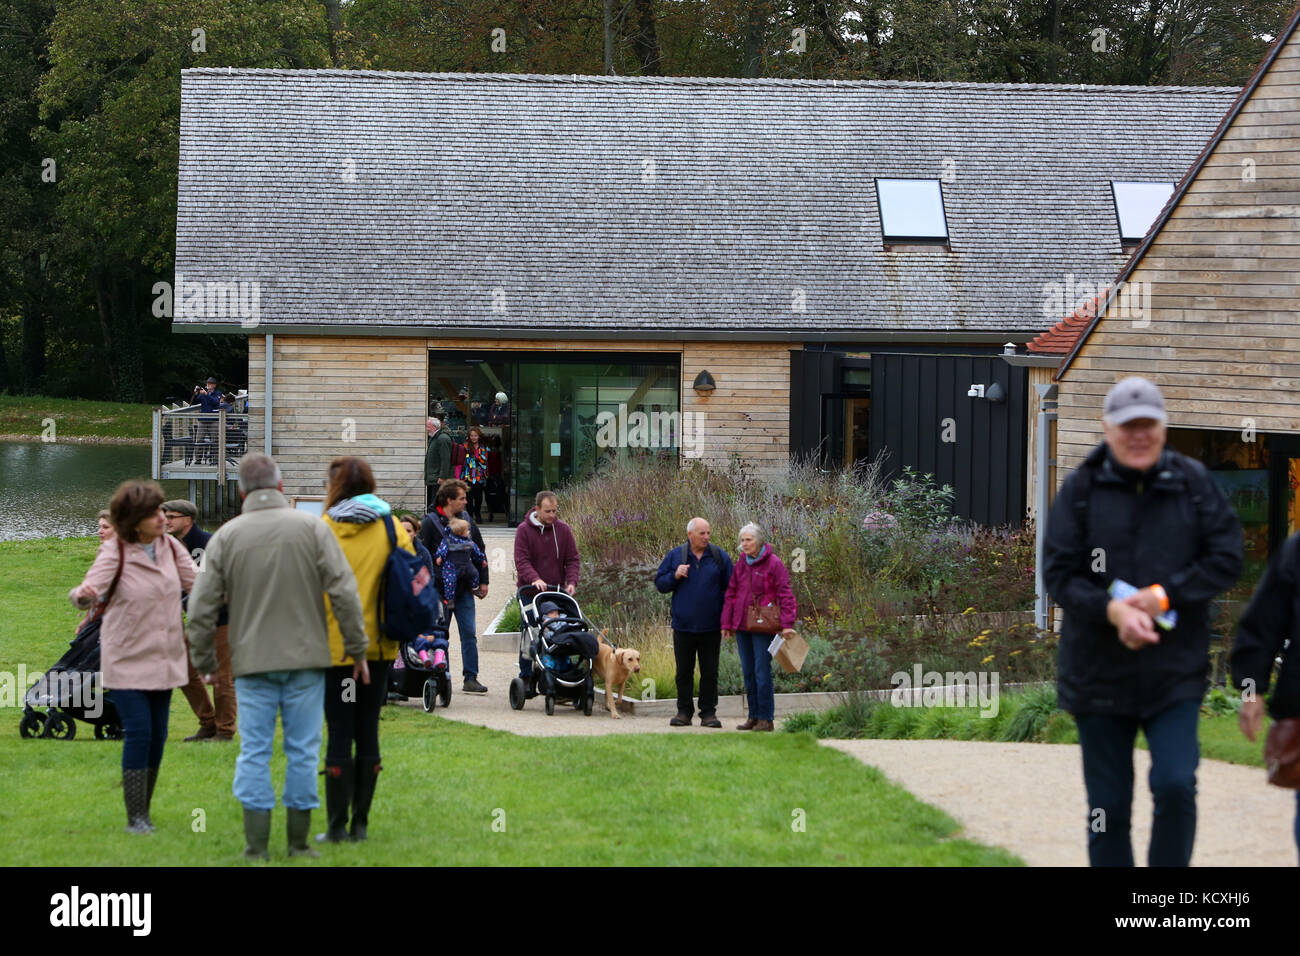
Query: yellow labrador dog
xmin=594 ymin=638 xmax=641 ymax=718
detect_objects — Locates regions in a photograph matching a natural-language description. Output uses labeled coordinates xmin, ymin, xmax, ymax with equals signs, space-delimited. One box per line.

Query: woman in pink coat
xmin=70 ymin=480 xmax=195 ymax=833
xmin=720 ymin=523 xmax=798 ymax=732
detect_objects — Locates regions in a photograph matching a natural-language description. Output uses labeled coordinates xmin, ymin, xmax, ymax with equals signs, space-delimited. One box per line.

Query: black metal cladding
xmin=789 ymin=349 xmax=840 ymax=460
xmin=869 ymin=353 xmax=1027 ymax=527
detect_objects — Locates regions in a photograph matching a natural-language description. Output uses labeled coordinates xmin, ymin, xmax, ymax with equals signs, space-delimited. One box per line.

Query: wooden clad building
xmin=173 ymin=69 xmax=1236 ymax=525
xmin=1055 ymin=3 xmax=1300 ymax=586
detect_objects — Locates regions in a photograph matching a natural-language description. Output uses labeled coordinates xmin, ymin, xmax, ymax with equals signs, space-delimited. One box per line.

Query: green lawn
xmin=0 ymin=394 xmax=154 ymax=440
xmin=0 ymin=537 xmax=1019 ymax=866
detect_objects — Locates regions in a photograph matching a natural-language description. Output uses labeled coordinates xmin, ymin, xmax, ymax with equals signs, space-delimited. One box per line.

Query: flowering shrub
xmin=560 ymin=456 xmax=1046 ymax=690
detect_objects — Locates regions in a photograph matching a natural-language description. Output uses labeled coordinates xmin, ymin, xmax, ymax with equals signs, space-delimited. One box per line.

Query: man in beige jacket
xmin=189 ymin=454 xmax=367 ymax=860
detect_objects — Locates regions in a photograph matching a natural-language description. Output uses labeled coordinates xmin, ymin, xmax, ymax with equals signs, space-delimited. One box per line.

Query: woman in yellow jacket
xmin=318 ymin=456 xmax=415 ymax=843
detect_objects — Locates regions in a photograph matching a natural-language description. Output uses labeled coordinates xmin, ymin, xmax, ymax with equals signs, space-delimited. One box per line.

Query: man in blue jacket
xmin=655 ymin=517 xmax=732 ymax=728
xmin=192 ymin=377 xmax=229 ymax=465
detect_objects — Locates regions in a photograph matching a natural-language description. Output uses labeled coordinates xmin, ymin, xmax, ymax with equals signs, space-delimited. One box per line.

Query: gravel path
xmin=429 ymin=530 xmax=1298 ymax=863
xmin=822 ymin=739 xmax=1298 ymax=866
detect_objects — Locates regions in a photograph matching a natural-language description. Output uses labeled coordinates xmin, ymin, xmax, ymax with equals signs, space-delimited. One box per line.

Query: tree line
xmin=0 ymin=0 xmax=1292 ymax=402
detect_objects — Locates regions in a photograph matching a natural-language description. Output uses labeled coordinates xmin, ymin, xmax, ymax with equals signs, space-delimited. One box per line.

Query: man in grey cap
xmin=163 ymin=499 xmax=236 ymax=742
xmin=1044 ymin=376 xmax=1243 ymax=866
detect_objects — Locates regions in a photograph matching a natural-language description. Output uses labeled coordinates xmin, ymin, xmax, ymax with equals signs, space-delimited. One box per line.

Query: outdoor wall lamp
xmin=967 ymin=382 xmax=1007 ymax=404
xmin=692 ymin=370 xmax=717 ymax=396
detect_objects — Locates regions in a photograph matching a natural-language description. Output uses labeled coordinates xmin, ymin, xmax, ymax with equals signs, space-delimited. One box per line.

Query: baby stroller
xmin=508 ymin=587 xmax=598 ymax=716
xmin=20 ymin=616 xmax=123 ymax=741
xmin=387 ymin=600 xmax=454 ymax=712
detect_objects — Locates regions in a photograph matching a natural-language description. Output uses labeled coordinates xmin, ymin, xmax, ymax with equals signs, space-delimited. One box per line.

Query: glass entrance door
xmin=428 ymin=357 xmax=514 ymax=525
xmin=430 ymin=352 xmax=680 ymax=525
xmin=511 ymin=359 xmax=679 ymax=520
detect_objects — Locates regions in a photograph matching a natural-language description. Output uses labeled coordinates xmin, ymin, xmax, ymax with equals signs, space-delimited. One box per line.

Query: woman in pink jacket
xmin=70 ymin=480 xmax=196 ymax=833
xmin=720 ymin=523 xmax=797 ymax=732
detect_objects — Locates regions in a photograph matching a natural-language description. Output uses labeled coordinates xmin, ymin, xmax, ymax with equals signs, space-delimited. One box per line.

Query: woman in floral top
xmin=462 ymin=426 xmax=490 ymax=523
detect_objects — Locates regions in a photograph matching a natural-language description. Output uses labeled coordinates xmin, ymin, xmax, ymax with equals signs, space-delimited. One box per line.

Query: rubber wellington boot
xmin=144 ymin=767 xmax=159 ymax=828
xmin=122 ymin=768 xmax=153 ymax=834
xmin=315 ymin=760 xmax=353 ymax=844
xmin=242 ymin=807 xmax=271 ymax=860
xmin=286 ymin=808 xmax=320 ymax=858
xmin=349 ymin=757 xmax=382 ymax=841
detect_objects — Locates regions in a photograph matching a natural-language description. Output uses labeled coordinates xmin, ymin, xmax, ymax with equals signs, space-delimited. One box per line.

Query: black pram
xmin=508 ymin=587 xmax=598 ymax=717
xmin=20 ymin=616 xmax=123 ymax=740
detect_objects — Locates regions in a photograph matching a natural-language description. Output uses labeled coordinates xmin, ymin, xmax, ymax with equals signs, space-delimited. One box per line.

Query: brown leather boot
xmin=736 ymin=717 xmax=757 ymax=731
xmin=754 ymin=720 xmax=775 ymax=732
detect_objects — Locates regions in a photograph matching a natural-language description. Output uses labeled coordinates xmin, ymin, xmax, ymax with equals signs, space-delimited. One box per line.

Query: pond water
xmin=0 ymin=441 xmax=192 ymax=541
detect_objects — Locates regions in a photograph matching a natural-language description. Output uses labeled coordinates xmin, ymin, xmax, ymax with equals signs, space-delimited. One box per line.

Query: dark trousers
xmin=467 ymin=483 xmax=484 ymax=522
xmin=673 ymin=629 xmax=721 ymax=718
xmin=1074 ymin=698 xmax=1201 ymax=867
xmin=323 ymin=662 xmax=392 ymax=764
xmin=111 ymin=689 xmax=172 ymax=770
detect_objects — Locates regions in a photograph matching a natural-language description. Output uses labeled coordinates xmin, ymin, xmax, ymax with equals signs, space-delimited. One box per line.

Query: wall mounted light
xmin=968 ymin=382 xmax=1007 ymax=404
xmin=692 ymin=370 xmax=716 ymax=396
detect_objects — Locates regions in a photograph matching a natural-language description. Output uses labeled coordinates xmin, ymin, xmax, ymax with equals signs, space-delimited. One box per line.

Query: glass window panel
xmin=1112 ymin=182 xmax=1175 ymax=241
xmin=876 ymin=179 xmax=948 ymax=239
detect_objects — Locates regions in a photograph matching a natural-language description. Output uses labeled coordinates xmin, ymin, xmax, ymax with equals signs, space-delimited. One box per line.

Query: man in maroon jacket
xmin=514 ymin=490 xmax=581 ymax=680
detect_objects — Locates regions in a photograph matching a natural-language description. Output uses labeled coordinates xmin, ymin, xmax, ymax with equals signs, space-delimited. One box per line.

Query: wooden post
xmin=151 ymin=409 xmax=160 ymax=480
xmin=217 ymin=407 xmax=227 ymax=487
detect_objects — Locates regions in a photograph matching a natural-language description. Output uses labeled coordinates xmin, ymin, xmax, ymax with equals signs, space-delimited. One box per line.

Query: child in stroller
xmin=387 ymin=600 xmax=454 ymax=712
xmin=508 ymin=588 xmax=598 ymax=716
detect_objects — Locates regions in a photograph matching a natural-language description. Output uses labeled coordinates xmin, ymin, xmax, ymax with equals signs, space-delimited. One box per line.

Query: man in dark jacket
xmin=1044 ymin=377 xmax=1242 ymax=867
xmin=421 ymin=479 xmax=490 ymax=694
xmin=424 ymin=417 xmax=453 ymax=512
xmin=1231 ymin=531 xmax=1300 ymax=858
xmin=192 ymin=377 xmax=228 ymax=465
xmin=514 ymin=490 xmax=581 ymax=680
xmin=164 ymin=499 xmax=236 ymax=742
xmin=655 ymin=517 xmax=732 ymax=728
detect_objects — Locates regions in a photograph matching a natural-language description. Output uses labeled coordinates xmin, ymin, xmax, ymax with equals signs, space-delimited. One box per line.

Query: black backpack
xmin=1069 ymin=450 xmax=1212 ymax=539
xmin=378 ymin=515 xmax=441 ymax=645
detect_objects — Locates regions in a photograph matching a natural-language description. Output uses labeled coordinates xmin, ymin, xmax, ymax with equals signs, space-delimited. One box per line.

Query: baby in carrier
xmin=434 ymin=518 xmax=488 ymax=608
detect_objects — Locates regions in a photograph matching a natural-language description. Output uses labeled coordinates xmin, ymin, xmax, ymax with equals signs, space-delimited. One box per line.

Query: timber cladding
xmin=249 ymin=335 xmax=790 ymax=511
xmin=249 ymin=335 xmax=428 ymax=511
xmin=1056 ymin=28 xmax=1300 ymax=482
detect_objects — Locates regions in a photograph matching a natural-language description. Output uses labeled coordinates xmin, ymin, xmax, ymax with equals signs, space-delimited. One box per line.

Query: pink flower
xmin=862 ymin=511 xmax=898 ymax=531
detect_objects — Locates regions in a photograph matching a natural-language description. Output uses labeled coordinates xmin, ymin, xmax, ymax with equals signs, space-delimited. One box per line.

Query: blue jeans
xmin=110 ymin=689 xmax=171 ymax=770
xmin=233 ymin=669 xmax=324 ymax=812
xmin=449 ymin=587 xmax=479 ymax=679
xmin=1074 ymin=698 xmax=1201 ymax=866
xmin=735 ymin=630 xmax=775 ymax=722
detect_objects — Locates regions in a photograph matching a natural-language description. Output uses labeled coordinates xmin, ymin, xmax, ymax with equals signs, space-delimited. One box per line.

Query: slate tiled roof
xmin=174 ymin=70 xmax=1238 ymax=336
